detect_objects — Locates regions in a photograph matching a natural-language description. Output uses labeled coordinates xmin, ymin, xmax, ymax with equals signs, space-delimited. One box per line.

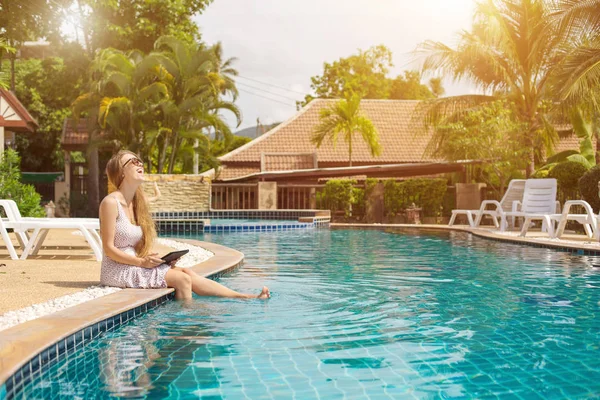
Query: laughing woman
xmin=99 ymin=150 xmax=270 ymax=300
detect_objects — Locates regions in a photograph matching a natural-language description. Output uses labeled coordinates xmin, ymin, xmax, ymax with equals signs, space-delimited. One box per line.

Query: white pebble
xmin=157 ymin=238 xmax=214 ymax=268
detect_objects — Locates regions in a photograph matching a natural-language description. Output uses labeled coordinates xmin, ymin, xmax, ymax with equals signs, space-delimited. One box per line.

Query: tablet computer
xmin=161 ymin=249 xmax=189 ymax=263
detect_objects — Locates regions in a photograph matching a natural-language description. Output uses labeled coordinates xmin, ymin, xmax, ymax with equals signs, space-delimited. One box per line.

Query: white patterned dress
xmin=100 ymin=199 xmax=169 ymax=289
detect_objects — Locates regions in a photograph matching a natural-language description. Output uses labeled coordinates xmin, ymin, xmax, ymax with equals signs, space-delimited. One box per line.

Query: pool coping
xmin=0 ymin=239 xmax=244 ymax=390
xmin=331 ymin=223 xmax=600 ymax=254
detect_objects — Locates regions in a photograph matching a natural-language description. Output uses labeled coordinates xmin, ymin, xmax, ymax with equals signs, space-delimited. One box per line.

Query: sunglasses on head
xmin=123 ymin=157 xmax=143 ymax=168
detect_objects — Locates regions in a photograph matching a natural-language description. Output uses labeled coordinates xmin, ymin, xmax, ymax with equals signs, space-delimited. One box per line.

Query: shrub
xmin=384 ymin=178 xmax=448 ymax=217
xmin=322 ymin=179 xmax=356 ymax=216
xmin=0 ymin=149 xmax=45 ymax=217
xmin=549 ymin=161 xmax=588 ymax=192
xmin=579 ymin=165 xmax=600 ymax=212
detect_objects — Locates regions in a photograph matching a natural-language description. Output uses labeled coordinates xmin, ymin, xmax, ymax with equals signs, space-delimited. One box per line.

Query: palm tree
xmin=312 ymin=93 xmax=381 ymax=167
xmin=549 ymin=1 xmax=600 ymax=104
xmin=150 ymin=36 xmax=241 ymax=173
xmin=417 ymin=0 xmax=567 ymax=176
xmin=72 ymin=48 xmax=168 ymax=213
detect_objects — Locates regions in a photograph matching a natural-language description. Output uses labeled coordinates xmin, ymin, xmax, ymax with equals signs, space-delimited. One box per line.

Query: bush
xmin=0 ymin=149 xmax=45 ymax=217
xmin=322 ymin=179 xmax=357 ymax=216
xmin=384 ymin=178 xmax=448 ymax=217
xmin=549 ymin=161 xmax=588 ymax=192
xmin=579 ymin=165 xmax=600 ymax=212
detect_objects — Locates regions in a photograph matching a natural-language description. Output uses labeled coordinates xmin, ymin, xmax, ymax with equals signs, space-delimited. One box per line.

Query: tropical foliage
xmin=433 ymin=100 xmax=528 ymax=194
xmin=72 ymin=36 xmax=241 ymax=174
xmin=77 ymin=0 xmax=213 ymax=53
xmin=14 ymin=52 xmax=89 ymax=171
xmin=579 ymin=165 xmax=600 ymax=212
xmin=312 ymin=93 xmax=381 ymax=167
xmin=416 ymin=0 xmax=593 ymax=176
xmin=0 ymin=149 xmax=45 ymax=217
xmin=300 ymin=45 xmax=443 ymax=107
xmin=549 ymin=0 xmax=600 ymax=106
xmin=383 ymin=178 xmax=447 ymax=218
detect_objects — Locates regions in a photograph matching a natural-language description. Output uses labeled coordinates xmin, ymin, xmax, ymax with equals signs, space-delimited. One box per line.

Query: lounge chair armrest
xmin=561 ymin=200 xmax=596 ymax=218
xmin=478 ymin=200 xmax=502 ymax=212
xmin=555 ymin=200 xmax=561 ymax=213
xmin=511 ymin=200 xmax=522 ymax=212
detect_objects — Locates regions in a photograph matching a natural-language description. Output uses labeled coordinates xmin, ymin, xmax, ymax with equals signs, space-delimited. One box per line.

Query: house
xmin=0 ymin=88 xmax=38 ymax=156
xmin=209 ymin=99 xmax=444 ymax=182
xmin=204 ymin=99 xmax=592 ymax=209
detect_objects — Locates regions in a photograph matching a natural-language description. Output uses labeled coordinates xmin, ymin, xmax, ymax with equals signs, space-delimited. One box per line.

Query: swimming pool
xmin=16 ymin=229 xmax=600 ymax=398
xmin=205 ymin=219 xmax=297 ymax=225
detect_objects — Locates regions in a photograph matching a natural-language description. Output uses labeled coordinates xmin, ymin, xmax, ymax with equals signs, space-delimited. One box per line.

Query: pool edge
xmin=0 ymin=239 xmax=243 ymax=394
xmin=331 ymin=223 xmax=600 ymax=254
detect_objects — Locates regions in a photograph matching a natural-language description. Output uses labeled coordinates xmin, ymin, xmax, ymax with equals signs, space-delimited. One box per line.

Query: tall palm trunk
xmin=167 ymin=136 xmax=180 ymax=174
xmin=87 ymin=142 xmax=100 ymax=217
xmin=348 ymin=131 xmax=352 ymax=167
xmin=158 ymin=137 xmax=169 ymax=173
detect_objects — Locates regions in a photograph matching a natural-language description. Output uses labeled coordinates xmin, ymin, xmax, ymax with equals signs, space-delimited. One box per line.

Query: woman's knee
xmin=166 ymin=270 xmax=192 ymax=289
xmin=180 ymin=268 xmax=198 ymax=277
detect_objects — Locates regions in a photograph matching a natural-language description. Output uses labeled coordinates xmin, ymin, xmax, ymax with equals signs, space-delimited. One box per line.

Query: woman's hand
xmin=138 ymin=253 xmax=164 ymax=268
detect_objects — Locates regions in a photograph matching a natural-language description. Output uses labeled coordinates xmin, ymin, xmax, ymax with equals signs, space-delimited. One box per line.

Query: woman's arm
xmin=99 ymin=196 xmax=162 ymax=268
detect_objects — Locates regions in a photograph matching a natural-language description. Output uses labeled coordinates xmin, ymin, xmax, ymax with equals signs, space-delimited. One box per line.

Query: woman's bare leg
xmin=176 ymin=267 xmax=270 ymax=299
xmin=165 ymin=269 xmax=193 ymax=300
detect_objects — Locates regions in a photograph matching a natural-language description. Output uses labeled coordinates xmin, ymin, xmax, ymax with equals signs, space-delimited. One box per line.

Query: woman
xmin=99 ymin=150 xmax=270 ymax=300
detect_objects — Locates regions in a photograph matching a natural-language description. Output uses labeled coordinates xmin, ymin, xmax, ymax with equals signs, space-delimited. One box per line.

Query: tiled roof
xmin=553 ymin=133 xmax=597 ymax=155
xmin=262 ymin=153 xmax=317 ymax=171
xmin=61 ymin=118 xmax=90 ymax=148
xmin=220 ymin=99 xmax=438 ymax=164
xmin=214 ymin=166 xmax=260 ymax=180
xmin=0 ymin=88 xmax=38 ymax=132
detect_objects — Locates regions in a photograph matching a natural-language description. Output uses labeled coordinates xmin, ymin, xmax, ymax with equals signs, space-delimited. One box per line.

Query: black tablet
xmin=161 ymin=249 xmax=189 ymax=263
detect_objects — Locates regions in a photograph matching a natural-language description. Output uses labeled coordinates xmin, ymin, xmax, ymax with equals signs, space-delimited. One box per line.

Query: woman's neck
xmin=118 ymin=182 xmax=139 ymax=205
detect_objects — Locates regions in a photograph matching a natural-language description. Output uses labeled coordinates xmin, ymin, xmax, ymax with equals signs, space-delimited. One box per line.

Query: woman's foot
xmin=257 ymin=286 xmax=270 ymax=299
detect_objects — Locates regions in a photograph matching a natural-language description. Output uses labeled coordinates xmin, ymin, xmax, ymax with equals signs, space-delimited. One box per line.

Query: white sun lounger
xmin=449 ymin=180 xmax=526 ymax=228
xmin=506 ymin=179 xmax=559 ymax=237
xmin=552 ymin=200 xmax=599 ymax=240
xmin=0 ymin=200 xmax=102 ymax=261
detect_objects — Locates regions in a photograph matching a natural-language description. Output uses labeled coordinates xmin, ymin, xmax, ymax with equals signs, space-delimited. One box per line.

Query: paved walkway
xmin=0 ymin=230 xmax=172 ymax=314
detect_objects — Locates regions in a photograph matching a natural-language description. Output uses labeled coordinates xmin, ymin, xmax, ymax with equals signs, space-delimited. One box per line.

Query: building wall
xmin=143 ymin=174 xmax=210 ymax=212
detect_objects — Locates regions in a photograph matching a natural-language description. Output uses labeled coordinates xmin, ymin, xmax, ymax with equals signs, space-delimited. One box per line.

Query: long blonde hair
xmin=105 ymin=150 xmax=156 ymax=257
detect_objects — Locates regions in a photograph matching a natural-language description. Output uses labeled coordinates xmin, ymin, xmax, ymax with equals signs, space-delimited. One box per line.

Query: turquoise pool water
xmin=17 ymin=229 xmax=600 ymax=398
xmin=206 ymin=219 xmax=298 ymax=225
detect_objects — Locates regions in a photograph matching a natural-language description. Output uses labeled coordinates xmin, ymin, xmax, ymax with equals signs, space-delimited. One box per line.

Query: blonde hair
xmin=105 ymin=150 xmax=156 ymax=257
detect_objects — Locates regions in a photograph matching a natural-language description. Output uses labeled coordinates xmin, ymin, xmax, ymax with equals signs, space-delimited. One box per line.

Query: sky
xmin=195 ymin=0 xmax=478 ymax=132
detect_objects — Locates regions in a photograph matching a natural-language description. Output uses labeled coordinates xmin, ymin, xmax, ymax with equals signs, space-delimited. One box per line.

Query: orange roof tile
xmin=220 ymin=99 xmax=438 ymax=164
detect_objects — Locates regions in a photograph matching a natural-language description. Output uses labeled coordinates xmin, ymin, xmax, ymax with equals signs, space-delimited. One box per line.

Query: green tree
xmin=0 ymin=149 xmax=45 ymax=217
xmin=300 ymin=46 xmax=442 ymax=107
xmin=550 ymin=0 xmax=600 ymax=105
xmin=72 ymin=47 xmax=169 ymax=214
xmin=389 ymin=71 xmax=435 ymax=100
xmin=0 ymin=38 xmax=15 ymax=89
xmin=149 ymin=36 xmax=241 ymax=173
xmin=78 ymin=0 xmax=213 ymax=53
xmin=14 ymin=49 xmax=89 ymax=172
xmin=417 ymin=0 xmax=566 ymax=176
xmin=428 ymin=77 xmax=445 ymax=98
xmin=312 ymin=94 xmax=381 ymax=167
xmin=435 ymin=100 xmax=528 ymax=195
xmin=0 ymin=0 xmax=63 ymax=90
xmin=301 ymin=45 xmax=393 ymax=106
